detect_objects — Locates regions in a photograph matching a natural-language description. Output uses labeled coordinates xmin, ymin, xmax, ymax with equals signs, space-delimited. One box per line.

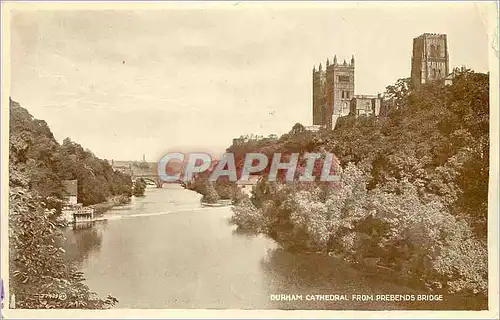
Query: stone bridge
xmin=110 ymin=160 xmax=172 ymax=188
xmin=133 ymin=174 xmax=164 ymax=188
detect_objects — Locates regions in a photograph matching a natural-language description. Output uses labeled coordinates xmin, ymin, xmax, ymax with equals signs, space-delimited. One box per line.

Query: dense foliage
xmin=9 ymin=170 xmax=118 ymax=308
xmin=133 ymin=178 xmax=147 ymax=197
xmin=10 ymin=99 xmax=132 ymax=207
xmin=230 ymin=70 xmax=489 ymax=297
xmin=184 ymin=168 xmax=237 ymax=203
xmin=9 ymin=99 xmax=131 ymax=308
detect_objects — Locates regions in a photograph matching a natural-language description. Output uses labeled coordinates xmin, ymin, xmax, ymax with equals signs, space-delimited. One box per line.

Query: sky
xmin=10 ymin=2 xmax=492 ymax=161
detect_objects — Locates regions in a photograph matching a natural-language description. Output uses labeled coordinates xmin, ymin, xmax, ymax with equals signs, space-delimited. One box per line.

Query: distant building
xmin=62 ymin=180 xmax=78 ymax=205
xmin=410 ymin=33 xmax=449 ymax=89
xmin=110 ymin=160 xmax=133 ymax=175
xmin=303 ymin=32 xmax=452 ymax=129
xmin=349 ymin=94 xmax=383 ymax=117
xmin=236 ymin=175 xmax=261 ymax=196
xmin=305 ymin=125 xmax=323 ymax=132
xmin=232 ymin=134 xmax=265 ymax=146
xmin=313 ymin=55 xmax=355 ymax=129
xmin=267 ymin=134 xmax=279 ymax=140
xmin=61 ymin=180 xmax=79 ymax=223
xmin=379 ymin=96 xmax=396 ymax=117
xmin=232 ymin=138 xmax=244 ymax=146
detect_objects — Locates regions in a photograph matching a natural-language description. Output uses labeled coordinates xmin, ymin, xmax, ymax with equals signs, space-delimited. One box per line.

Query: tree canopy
xmin=9 ymin=99 xmax=132 ymax=308
xmin=229 ymin=69 xmax=489 ymax=298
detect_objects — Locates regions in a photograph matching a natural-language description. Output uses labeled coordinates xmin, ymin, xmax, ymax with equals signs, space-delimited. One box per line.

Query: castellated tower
xmin=313 ymin=55 xmax=355 ymax=129
xmin=410 ymin=33 xmax=449 ymax=89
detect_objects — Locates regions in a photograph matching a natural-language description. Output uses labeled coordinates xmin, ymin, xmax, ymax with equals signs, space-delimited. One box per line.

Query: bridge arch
xmin=133 ymin=176 xmax=163 ymax=188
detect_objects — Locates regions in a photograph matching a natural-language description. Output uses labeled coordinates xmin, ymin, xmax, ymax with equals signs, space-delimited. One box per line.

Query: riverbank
xmin=180 ymin=180 xmax=233 ymax=207
xmin=87 ymin=194 xmax=132 ymax=216
xmin=329 ymin=249 xmax=487 ymax=309
xmin=231 ymin=226 xmax=488 ymax=310
xmin=182 ymin=176 xmax=238 ymax=203
xmin=201 ymin=199 xmax=233 ymax=207
xmin=230 ymin=184 xmax=489 ymax=309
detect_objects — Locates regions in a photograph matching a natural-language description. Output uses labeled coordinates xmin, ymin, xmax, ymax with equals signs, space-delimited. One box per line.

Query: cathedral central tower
xmin=410 ymin=33 xmax=449 ymax=88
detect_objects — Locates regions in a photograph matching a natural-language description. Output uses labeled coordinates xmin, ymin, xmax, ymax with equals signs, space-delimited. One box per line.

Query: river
xmin=63 ymin=185 xmax=484 ymax=310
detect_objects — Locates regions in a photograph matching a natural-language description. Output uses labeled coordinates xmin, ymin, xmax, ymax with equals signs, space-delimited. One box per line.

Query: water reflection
xmin=61 ymin=186 xmax=486 ymax=310
xmin=259 ymin=248 xmax=487 ymax=310
xmin=63 ymin=221 xmax=106 ymax=265
xmin=260 ymin=248 xmax=400 ymax=310
xmin=231 ymin=227 xmax=260 ymax=238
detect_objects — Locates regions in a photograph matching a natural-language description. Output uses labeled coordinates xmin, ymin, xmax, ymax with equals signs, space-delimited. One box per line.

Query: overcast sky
xmin=10 ymin=2 xmax=491 ymax=161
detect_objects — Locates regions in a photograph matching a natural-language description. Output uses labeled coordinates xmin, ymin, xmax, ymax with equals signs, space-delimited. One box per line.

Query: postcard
xmin=1 ymin=1 xmax=498 ymax=319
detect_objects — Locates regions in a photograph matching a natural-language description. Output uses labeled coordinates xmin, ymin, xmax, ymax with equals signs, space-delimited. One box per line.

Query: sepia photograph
xmin=1 ymin=1 xmax=498 ymax=319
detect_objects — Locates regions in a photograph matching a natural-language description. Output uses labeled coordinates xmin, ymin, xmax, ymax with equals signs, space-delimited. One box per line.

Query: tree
xmin=8 ymin=99 xmax=131 ymax=308
xmin=290 ymin=122 xmax=306 ymax=134
xmin=9 ymin=167 xmax=118 ymax=308
xmin=228 ymin=70 xmax=489 ymax=297
xmin=201 ymin=180 xmax=220 ymax=203
xmin=384 ymin=77 xmax=410 ymax=110
xmin=133 ymin=178 xmax=146 ymax=197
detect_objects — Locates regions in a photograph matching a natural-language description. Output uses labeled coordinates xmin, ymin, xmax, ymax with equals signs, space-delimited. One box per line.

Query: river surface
xmin=63 ymin=185 xmax=484 ymax=310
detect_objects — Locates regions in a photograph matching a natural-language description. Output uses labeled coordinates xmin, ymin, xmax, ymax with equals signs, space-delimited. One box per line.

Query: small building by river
xmin=236 ymin=175 xmax=260 ymax=196
xmin=62 ymin=180 xmax=78 ymax=205
xmin=61 ymin=180 xmax=95 ymax=224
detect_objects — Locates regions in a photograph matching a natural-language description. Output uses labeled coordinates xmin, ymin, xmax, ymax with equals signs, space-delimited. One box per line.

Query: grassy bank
xmin=184 ymin=178 xmax=238 ymax=204
xmin=88 ymin=194 xmax=131 ymax=215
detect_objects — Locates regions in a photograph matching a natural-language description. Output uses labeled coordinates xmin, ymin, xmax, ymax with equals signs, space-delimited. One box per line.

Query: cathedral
xmin=312 ymin=33 xmax=450 ymax=130
xmin=312 ymin=55 xmax=355 ymax=130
